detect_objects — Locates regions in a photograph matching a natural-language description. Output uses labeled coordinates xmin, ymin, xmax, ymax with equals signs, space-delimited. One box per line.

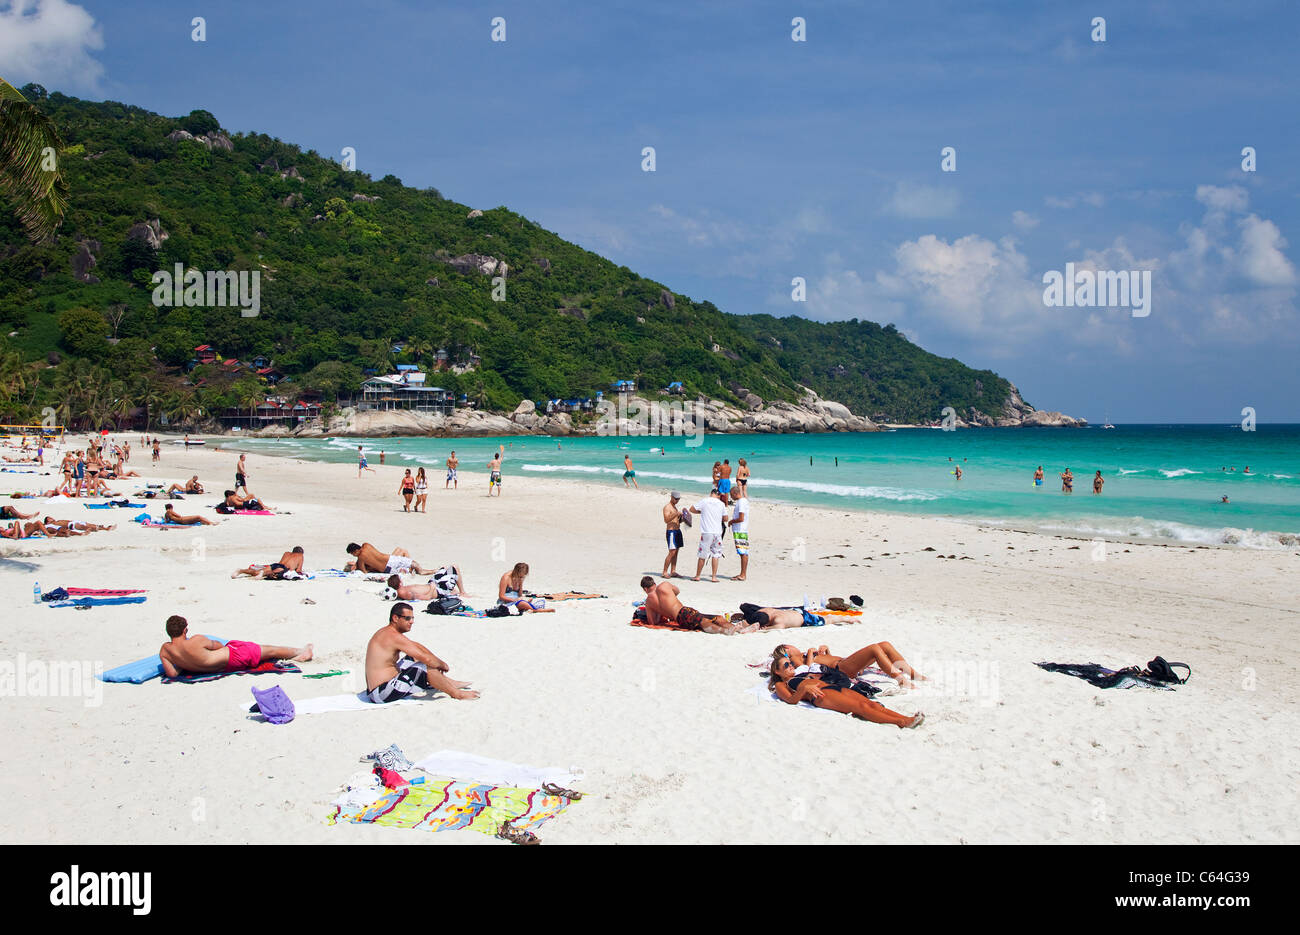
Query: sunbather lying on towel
xmin=233 ymin=546 xmax=306 ymax=579
xmin=767 ymin=644 xmax=925 ymax=729
xmin=639 ymin=576 xmax=755 ymax=634
xmin=363 ymin=603 xmax=480 ymax=703
xmin=158 ymin=614 xmax=313 ymax=677
xmin=733 ymin=604 xmax=824 ymax=629
xmin=0 ymin=505 xmax=38 ymax=520
xmin=223 ymin=490 xmax=269 ymax=512
xmin=167 ymin=476 xmax=204 ymax=495
xmin=164 ymin=503 xmax=216 ymax=526
xmin=775 ymin=642 xmax=925 ymax=687
xmin=346 ymin=542 xmax=432 ymax=575
xmin=43 ymin=516 xmax=115 ymax=534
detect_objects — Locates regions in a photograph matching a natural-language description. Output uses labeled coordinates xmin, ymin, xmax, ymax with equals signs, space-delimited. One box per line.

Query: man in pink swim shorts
xmin=158 ymin=615 xmax=313 ymax=677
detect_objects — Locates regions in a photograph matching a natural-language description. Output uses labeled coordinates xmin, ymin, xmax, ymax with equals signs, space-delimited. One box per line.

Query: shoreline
xmin=200 ymin=433 xmax=1300 ymax=553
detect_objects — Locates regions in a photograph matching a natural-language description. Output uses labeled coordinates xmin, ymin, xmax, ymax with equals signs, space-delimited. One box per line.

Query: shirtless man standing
xmin=158 ymin=615 xmax=312 ymax=677
xmin=623 ymin=454 xmax=639 ymax=489
xmin=346 ymin=542 xmax=433 ymax=575
xmin=445 ymin=451 xmax=459 ymax=489
xmin=487 ymin=445 xmax=504 ymax=496
xmin=235 ymin=454 xmax=250 ymax=497
xmin=639 ymin=576 xmax=754 ymax=634
xmin=364 ymin=603 xmax=479 ymax=703
xmin=662 ymin=491 xmax=684 ymax=577
xmin=232 ymin=546 xmax=306 ymax=579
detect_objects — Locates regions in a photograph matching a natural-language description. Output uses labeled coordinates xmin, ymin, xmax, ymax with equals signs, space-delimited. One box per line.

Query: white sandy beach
xmin=1 ymin=437 xmax=1297 ymax=844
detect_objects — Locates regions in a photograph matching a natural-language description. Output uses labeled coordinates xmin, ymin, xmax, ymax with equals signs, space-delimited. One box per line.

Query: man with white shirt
xmin=690 ymin=489 xmax=728 ymax=582
xmin=729 ymin=488 xmax=750 ymax=581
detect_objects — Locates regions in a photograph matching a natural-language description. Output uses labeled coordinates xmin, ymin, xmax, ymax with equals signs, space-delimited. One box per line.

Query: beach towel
xmin=100 ymin=636 xmax=225 ymax=683
xmin=84 ymin=501 xmax=146 ymax=509
xmin=327 ymin=777 xmax=573 ymax=836
xmin=64 ymin=587 xmax=147 ymax=597
xmin=47 ymin=594 xmax=147 ymax=608
xmin=163 ymin=661 xmax=301 ymax=683
xmin=1035 ymin=662 xmax=1176 ymax=691
xmin=744 ymin=667 xmax=904 ymax=715
xmin=232 ymin=509 xmax=275 ymax=516
xmin=412 ymin=750 xmax=582 ymax=789
xmin=240 ymin=691 xmax=432 ymax=718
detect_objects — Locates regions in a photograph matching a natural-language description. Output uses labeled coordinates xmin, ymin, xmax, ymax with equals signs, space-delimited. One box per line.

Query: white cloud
xmin=1195 ymin=184 xmax=1249 ymax=215
xmin=1012 ymin=210 xmax=1039 ymax=230
xmin=648 ymin=203 xmax=748 ymax=248
xmin=883 ymin=181 xmax=960 ymax=219
xmin=0 ymin=0 xmax=105 ymax=92
xmin=1044 ymin=191 xmax=1106 ymax=210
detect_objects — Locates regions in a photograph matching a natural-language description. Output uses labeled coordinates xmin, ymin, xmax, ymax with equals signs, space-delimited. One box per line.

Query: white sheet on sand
xmin=238 ymin=690 xmax=439 ymax=718
xmin=412 ymin=750 xmax=581 ymax=788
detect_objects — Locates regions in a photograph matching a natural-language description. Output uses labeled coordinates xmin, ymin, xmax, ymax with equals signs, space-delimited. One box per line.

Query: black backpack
xmin=1145 ymin=656 xmax=1191 ymax=684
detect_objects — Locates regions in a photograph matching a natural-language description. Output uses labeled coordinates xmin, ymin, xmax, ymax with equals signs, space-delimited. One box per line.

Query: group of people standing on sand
xmin=661 ymin=487 xmax=750 ymax=582
xmin=354 ymin=444 xmax=503 ymax=507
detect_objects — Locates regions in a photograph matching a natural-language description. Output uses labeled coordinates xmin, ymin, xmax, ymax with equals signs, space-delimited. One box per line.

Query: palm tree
xmin=0 ymin=78 xmax=69 ymax=244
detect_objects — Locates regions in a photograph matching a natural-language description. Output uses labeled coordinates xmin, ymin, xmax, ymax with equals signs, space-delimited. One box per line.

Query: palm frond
xmin=0 ymin=77 xmax=69 ymax=243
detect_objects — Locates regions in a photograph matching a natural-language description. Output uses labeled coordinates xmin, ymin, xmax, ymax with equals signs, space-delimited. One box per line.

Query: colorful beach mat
xmin=327 ymin=778 xmax=573 ymax=836
xmin=163 ymin=661 xmax=301 ymax=684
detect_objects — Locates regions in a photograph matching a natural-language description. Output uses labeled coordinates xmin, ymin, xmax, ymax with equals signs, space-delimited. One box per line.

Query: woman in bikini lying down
xmin=767 ymin=643 xmax=925 ymax=728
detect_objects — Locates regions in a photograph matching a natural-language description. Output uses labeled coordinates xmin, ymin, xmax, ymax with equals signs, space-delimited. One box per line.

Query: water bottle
xmin=33 ymin=581 xmax=42 ymax=604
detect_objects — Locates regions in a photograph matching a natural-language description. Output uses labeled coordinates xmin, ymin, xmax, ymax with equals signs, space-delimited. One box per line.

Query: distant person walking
xmin=446 ymin=451 xmax=459 ymax=489
xmin=399 ymin=469 xmax=416 ymax=512
xmin=358 ymin=445 xmax=376 ymax=477
xmin=623 ymin=454 xmax=638 ymax=489
xmin=663 ymin=491 xmax=683 ymax=578
xmin=718 ymin=459 xmax=733 ymax=495
xmin=1060 ymin=467 xmax=1074 ymax=494
xmin=1033 ymin=465 xmax=1044 ymax=487
xmin=1093 ymin=471 xmax=1105 ymax=495
xmin=487 ymin=445 xmax=504 ymax=497
xmin=415 ymin=467 xmax=428 ymax=512
xmin=235 ymin=453 xmax=250 ymax=496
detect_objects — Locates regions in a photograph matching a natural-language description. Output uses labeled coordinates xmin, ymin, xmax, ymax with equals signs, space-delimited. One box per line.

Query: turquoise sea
xmin=233 ymin=425 xmax=1300 ymax=549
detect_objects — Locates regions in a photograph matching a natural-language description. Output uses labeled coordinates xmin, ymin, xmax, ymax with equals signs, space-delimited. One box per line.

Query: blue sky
xmin=3 ymin=0 xmax=1298 ymax=421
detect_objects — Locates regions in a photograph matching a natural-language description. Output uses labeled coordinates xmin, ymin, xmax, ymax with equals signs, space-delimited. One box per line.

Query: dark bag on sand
xmin=1146 ymin=656 xmax=1190 ymax=684
xmin=485 ymin=605 xmax=511 ymax=618
xmin=214 ymin=503 xmax=234 ymax=514
xmin=632 ymin=606 xmax=648 ymax=622
xmin=425 ymin=596 xmax=463 ymax=616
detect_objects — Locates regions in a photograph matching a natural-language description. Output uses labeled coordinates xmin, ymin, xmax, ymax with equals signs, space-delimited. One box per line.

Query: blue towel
xmin=48 ymin=595 xmax=148 ymax=608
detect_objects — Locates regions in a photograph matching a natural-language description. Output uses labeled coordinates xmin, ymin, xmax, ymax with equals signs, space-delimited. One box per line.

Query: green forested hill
xmin=0 ymin=89 xmax=1023 ymax=428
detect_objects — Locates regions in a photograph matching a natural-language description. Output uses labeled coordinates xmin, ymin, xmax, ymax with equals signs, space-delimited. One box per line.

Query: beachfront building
xmin=220 ymin=397 xmax=321 ymax=429
xmin=357 ymin=373 xmax=455 ymax=414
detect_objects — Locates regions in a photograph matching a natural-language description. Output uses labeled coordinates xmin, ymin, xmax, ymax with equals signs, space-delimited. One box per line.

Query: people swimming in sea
xmin=1093 ymin=470 xmax=1104 ymax=494
xmin=1060 ymin=468 xmax=1074 ymax=493
xmin=767 ymin=644 xmax=925 ymax=728
xmin=1034 ymin=466 xmax=1044 ymax=486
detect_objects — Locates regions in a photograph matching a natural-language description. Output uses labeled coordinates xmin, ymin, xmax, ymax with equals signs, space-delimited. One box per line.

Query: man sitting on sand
xmin=166 ymin=476 xmax=204 ymax=495
xmin=164 ymin=503 xmax=216 ymax=526
xmin=159 ymin=614 xmax=313 ymax=677
xmin=223 ymin=490 xmax=269 ymax=512
xmin=346 ymin=542 xmax=433 ymax=575
xmin=364 ymin=603 xmax=480 ymax=703
xmin=233 ymin=546 xmax=306 ymax=580
xmin=639 ymin=576 xmax=755 ymax=634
